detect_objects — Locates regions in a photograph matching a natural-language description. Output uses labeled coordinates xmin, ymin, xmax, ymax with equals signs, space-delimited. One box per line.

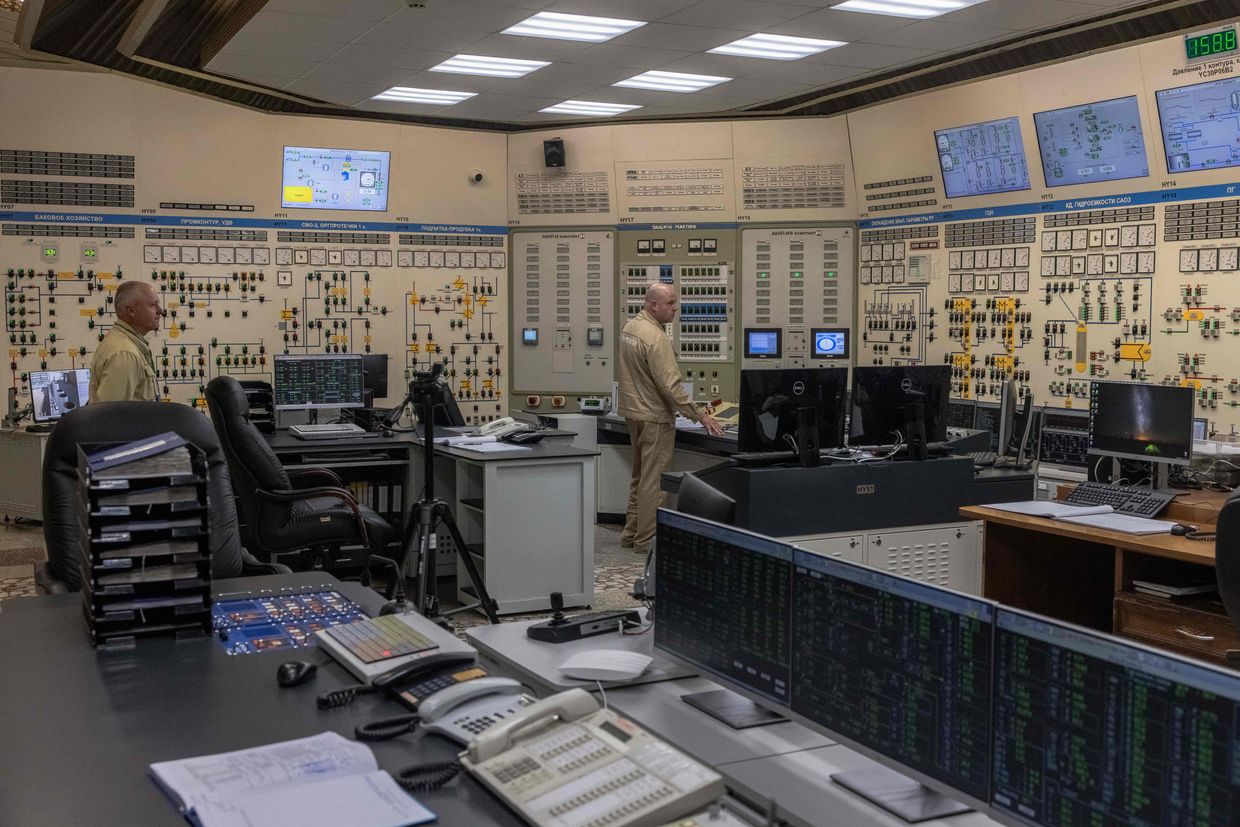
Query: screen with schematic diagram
xmin=935 ymin=117 xmax=1031 ymax=199
xmin=281 ymin=146 xmax=390 ymax=211
xmin=1034 ymin=96 xmax=1149 ymax=187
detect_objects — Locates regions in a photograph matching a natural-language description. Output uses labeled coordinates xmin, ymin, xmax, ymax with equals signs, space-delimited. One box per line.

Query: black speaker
xmin=543 ymin=138 xmax=566 ymax=168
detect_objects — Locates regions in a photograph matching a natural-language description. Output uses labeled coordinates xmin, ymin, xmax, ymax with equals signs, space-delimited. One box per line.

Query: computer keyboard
xmin=320 ymin=614 xmax=438 ymax=665
xmin=968 ymin=451 xmax=997 ymax=467
xmin=289 ymin=423 xmax=368 ymax=440
xmin=1063 ymin=481 xmax=1177 ymax=518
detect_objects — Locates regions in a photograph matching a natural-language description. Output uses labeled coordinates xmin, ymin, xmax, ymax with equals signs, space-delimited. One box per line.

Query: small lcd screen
xmin=935 ymin=116 xmax=1031 ymax=198
xmin=29 ymin=368 xmax=90 ymax=423
xmin=811 ymin=329 xmax=848 ymax=360
xmin=273 ymin=355 xmax=365 ymax=410
xmin=744 ymin=329 xmax=781 ymax=359
xmin=522 ymin=328 xmax=539 ymax=345
xmin=1193 ymin=417 xmax=1208 ymax=440
xmin=1088 ymin=381 xmax=1193 ymax=464
xmin=281 ymin=146 xmax=390 ymax=211
xmin=1034 ymin=96 xmax=1149 ymax=186
xmin=1156 ymin=76 xmax=1240 ymax=173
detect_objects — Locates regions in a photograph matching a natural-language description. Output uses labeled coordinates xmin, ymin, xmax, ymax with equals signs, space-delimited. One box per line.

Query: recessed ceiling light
xmin=613 ymin=71 xmax=731 ymax=93
xmin=503 ymin=11 xmax=646 ymax=43
xmin=430 ymin=54 xmax=550 ymax=78
xmin=540 ymin=100 xmax=642 ymax=117
xmin=371 ymin=87 xmax=476 ymax=105
xmin=709 ymin=33 xmax=846 ymax=60
xmin=832 ymin=0 xmax=980 ymax=19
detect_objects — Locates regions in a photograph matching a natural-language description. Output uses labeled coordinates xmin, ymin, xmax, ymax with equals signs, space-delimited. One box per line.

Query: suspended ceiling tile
xmin=393 ymin=69 xmax=512 ymax=94
xmin=325 ymin=44 xmax=460 ymax=72
xmin=460 ymin=33 xmax=596 ymax=61
xmin=354 ymin=98 xmax=456 ymax=116
xmin=531 ymin=61 xmax=641 ymax=85
xmin=869 ymin=19 xmax=1012 ymax=51
xmin=217 ymin=32 xmax=346 ymax=63
xmin=491 ymin=76 xmax=604 ymax=99
xmin=803 ymin=41 xmax=934 ymax=69
xmin=749 ymin=59 xmax=866 ymax=87
xmin=539 ymin=0 xmax=700 ymax=17
xmin=380 ymin=1 xmax=531 ymax=30
xmin=690 ymin=76 xmax=813 ymax=102
xmin=304 ymin=62 xmax=426 ymax=88
xmin=260 ymin=0 xmax=400 ymax=22
xmin=611 ymin=22 xmax=751 ymax=52
xmin=284 ymin=77 xmax=391 ymax=106
xmin=559 ymin=43 xmax=693 ymax=69
xmin=660 ymin=0 xmax=816 ymax=30
xmin=450 ymin=93 xmax=562 ymax=117
xmin=943 ymin=0 xmax=1103 ymax=32
xmin=246 ymin=11 xmax=379 ymax=44
xmin=652 ymin=52 xmax=788 ymax=79
xmin=780 ymin=8 xmax=917 ymax=42
xmin=352 ymin=23 xmax=488 ymax=52
xmin=206 ymin=53 xmax=321 ymax=81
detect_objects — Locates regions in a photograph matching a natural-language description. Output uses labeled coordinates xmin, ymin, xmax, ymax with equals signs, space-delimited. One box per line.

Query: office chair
xmin=204 ymin=375 xmax=396 ymax=581
xmin=36 ymin=400 xmax=288 ymax=594
xmin=675 ymin=473 xmax=737 ymax=525
xmin=1214 ymin=487 xmax=1240 ymax=663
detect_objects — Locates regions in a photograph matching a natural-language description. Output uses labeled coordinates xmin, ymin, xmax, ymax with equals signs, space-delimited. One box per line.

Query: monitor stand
xmin=831 ymin=766 xmax=972 ymax=823
xmin=901 ymin=403 xmax=928 ymax=461
xmin=795 ymin=406 xmax=820 ymax=468
xmin=680 ymin=689 xmax=787 ymax=729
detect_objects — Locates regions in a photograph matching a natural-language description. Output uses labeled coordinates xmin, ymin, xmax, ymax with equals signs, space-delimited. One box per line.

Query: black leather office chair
xmin=1214 ymin=487 xmax=1240 ymax=663
xmin=37 ymin=400 xmax=288 ymax=594
xmin=204 ymin=375 xmax=395 ymax=580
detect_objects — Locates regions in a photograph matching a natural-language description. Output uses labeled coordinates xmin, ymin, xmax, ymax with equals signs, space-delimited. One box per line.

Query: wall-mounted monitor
xmin=743 ymin=328 xmax=781 ymax=360
xmin=1155 ymin=76 xmax=1240 ymax=173
xmin=934 ymin=116 xmax=1031 ymax=198
xmin=1034 ymin=95 xmax=1149 ymax=187
xmin=281 ymin=146 xmax=390 ymax=211
xmin=810 ymin=328 xmax=848 ymax=360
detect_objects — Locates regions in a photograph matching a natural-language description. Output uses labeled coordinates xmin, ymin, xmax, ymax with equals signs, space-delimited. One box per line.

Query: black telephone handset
xmin=317 ymin=651 xmax=479 ymax=710
xmin=372 ymin=651 xmax=478 ymax=694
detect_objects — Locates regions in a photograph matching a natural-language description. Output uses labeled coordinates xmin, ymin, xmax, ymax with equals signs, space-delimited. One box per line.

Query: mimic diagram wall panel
xmin=615 ymin=228 xmax=737 ymax=403
xmin=739 ymin=226 xmax=855 ymax=370
xmin=731 ymin=119 xmax=857 ymax=223
xmin=510 ymin=230 xmax=614 ymax=401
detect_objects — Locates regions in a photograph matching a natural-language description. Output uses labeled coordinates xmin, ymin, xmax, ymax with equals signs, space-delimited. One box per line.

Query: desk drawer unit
xmin=1114 ymin=592 xmax=1240 ymax=664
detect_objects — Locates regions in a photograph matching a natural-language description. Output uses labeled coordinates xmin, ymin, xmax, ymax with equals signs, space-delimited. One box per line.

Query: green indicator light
xmin=758 ymin=271 xmax=769 ymax=279
xmin=826 ymin=271 xmax=837 ymax=278
xmin=792 ymin=271 xmax=802 ymax=279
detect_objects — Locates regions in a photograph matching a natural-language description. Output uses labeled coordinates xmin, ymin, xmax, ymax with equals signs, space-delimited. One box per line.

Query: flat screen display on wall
xmin=934 ymin=116 xmax=1031 ymax=199
xmin=1034 ymin=96 xmax=1149 ymax=187
xmin=281 ymin=146 xmax=390 ymax=211
xmin=1155 ymin=77 xmax=1240 ymax=173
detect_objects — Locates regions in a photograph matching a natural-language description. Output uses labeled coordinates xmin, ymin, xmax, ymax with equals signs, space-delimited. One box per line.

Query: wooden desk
xmin=961 ymin=492 xmax=1240 ymax=664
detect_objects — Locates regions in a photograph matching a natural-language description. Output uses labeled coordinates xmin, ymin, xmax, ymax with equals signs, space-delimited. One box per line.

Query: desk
xmin=596 ymin=415 xmax=735 ymax=516
xmin=961 ymin=492 xmax=1239 ymax=663
xmin=0 ymin=573 xmax=522 ymax=827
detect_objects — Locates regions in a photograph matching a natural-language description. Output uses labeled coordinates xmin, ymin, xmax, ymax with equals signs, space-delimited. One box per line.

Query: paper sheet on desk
xmin=1056 ymin=512 xmax=1178 ymax=535
xmin=675 ymin=417 xmax=704 ymax=430
xmin=453 ymin=442 xmax=533 ymax=453
xmin=190 ymin=771 xmax=434 ymax=827
xmin=982 ymin=500 xmax=1114 ymax=518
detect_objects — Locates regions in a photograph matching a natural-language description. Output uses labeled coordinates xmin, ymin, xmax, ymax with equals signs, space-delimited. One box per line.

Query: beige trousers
xmin=621 ymin=419 xmax=676 ymax=552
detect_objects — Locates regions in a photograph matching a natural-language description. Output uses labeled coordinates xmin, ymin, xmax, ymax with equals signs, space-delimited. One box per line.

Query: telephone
xmin=479 ymin=416 xmax=537 ymax=439
xmin=462 ymin=688 xmax=725 ymax=827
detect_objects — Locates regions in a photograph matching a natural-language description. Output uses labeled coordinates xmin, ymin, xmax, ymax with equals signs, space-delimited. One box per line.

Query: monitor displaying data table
xmin=1034 ymin=95 xmax=1149 ymax=187
xmin=935 ymin=116 xmax=1031 ymax=198
xmin=273 ymin=354 xmax=365 ymax=411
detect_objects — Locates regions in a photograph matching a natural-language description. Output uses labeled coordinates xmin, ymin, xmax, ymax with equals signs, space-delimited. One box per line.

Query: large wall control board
xmin=615 ymin=227 xmax=738 ymax=404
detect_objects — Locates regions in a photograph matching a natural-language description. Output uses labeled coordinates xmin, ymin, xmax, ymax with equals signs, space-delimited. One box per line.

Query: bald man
xmin=616 ymin=283 xmax=724 ymax=554
xmin=89 ymin=280 xmax=164 ymax=402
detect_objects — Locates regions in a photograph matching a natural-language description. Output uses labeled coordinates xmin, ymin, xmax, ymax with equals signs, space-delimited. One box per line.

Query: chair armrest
xmin=240 ymin=548 xmax=293 ymax=576
xmin=256 ymin=486 xmax=370 ymax=548
xmin=288 ymin=468 xmax=344 ymax=488
xmin=33 ymin=560 xmax=70 ymax=595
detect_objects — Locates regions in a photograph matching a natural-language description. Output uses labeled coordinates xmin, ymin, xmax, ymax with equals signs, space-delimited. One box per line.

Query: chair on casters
xmin=1214 ymin=487 xmax=1240 ymax=665
xmin=36 ymin=400 xmax=289 ymax=594
xmin=204 ymin=375 xmax=397 ymax=589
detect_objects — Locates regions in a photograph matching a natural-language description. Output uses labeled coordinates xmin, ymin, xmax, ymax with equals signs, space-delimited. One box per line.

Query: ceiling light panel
xmin=372 ymin=87 xmax=476 ymax=105
xmin=709 ymin=33 xmax=846 ymax=60
xmin=503 ymin=12 xmax=646 ymax=43
xmin=613 ymin=71 xmax=731 ymax=93
xmin=541 ymin=100 xmax=642 ymax=116
xmin=430 ymin=54 xmax=550 ymax=78
xmin=832 ymin=0 xmax=984 ymax=19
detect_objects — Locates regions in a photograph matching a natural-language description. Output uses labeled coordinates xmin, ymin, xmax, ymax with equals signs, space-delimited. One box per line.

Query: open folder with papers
xmin=982 ymin=500 xmax=1177 ymax=534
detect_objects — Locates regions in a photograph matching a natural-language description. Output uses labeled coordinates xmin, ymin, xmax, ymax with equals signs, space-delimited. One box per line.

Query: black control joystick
xmin=548 ymin=591 xmax=568 ymax=626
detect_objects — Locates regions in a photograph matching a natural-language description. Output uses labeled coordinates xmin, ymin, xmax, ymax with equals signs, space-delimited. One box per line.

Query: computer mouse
xmin=276 ymin=660 xmax=317 ymax=688
xmin=1171 ymin=523 xmax=1197 ymax=536
xmin=381 ymin=429 xmax=396 ymax=438
xmin=504 ymin=429 xmax=544 ymax=445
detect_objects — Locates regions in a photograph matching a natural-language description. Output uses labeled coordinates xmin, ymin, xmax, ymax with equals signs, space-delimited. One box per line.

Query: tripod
xmin=383 ymin=367 xmax=499 ymax=624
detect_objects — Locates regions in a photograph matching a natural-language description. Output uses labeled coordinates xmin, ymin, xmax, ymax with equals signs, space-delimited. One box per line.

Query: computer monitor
xmin=1155 ymin=76 xmax=1240 ymax=174
xmin=791 ymin=549 xmax=995 ymax=810
xmin=743 ymin=328 xmax=781 ymax=360
xmin=947 ymin=398 xmax=976 ymax=430
xmin=1088 ymin=381 xmax=1193 ymax=465
xmin=29 ymin=368 xmax=90 ymax=423
xmin=418 ymin=379 xmax=465 ymax=427
xmin=654 ymin=510 xmax=793 ymax=705
xmin=360 ymin=353 xmax=388 ymax=400
xmin=934 ymin=116 xmax=1031 ymax=198
xmin=810 ymin=328 xmax=849 ymax=360
xmin=272 ymin=354 xmax=365 ymax=411
xmin=737 ymin=368 xmax=848 ymax=459
xmin=848 ymin=365 xmax=951 ymax=451
xmin=674 ymin=474 xmax=736 ymax=525
xmin=1033 ymin=95 xmax=1149 ymax=187
xmin=991 ymin=608 xmax=1240 ymax=826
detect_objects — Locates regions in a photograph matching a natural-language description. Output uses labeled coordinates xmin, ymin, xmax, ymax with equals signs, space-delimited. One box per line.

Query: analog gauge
xmin=235 ymin=247 xmax=252 ymax=265
xmin=1041 ymin=232 xmax=1056 ymax=252
xmin=1041 ymin=258 xmax=1056 ymax=277
xmin=1120 ymin=252 xmax=1137 ymax=274
xmin=1072 ymin=229 xmax=1088 ymax=250
xmin=200 ymin=247 xmax=217 ymax=264
xmin=988 ymin=273 xmax=1000 ymax=290
xmin=428 ymin=251 xmax=444 ymax=267
xmin=254 ymin=248 xmax=270 ymax=265
xmin=310 ymin=248 xmax=326 ymax=266
xmin=376 ymin=250 xmax=391 ymax=267
xmin=275 ymin=248 xmax=292 ymax=265
xmin=1104 ymin=254 xmax=1119 ymax=274
xmin=1138 ymin=224 xmax=1156 ymax=246
xmin=1002 ymin=248 xmax=1016 ymax=268
xmin=344 ymin=249 xmax=360 ymax=266
xmin=414 ymin=251 xmax=429 ymax=267
xmin=949 ymin=251 xmax=962 ymax=270
xmin=1087 ymin=254 xmax=1104 ymax=276
xmin=461 ymin=252 xmax=476 ymax=268
xmin=1088 ymin=229 xmax=1103 ymax=248
xmin=1221 ymin=248 xmax=1239 ymax=271
xmin=1120 ymin=225 xmax=1139 ymax=247
xmin=1015 ymin=271 xmax=1030 ymax=291
xmin=1001 ymin=272 xmax=1015 ymax=291
xmin=1057 ymin=230 xmax=1073 ymax=251
xmin=1199 ymin=247 xmax=1219 ymax=272
xmin=1104 ymin=228 xmax=1120 ymax=247
xmin=962 ymin=250 xmax=975 ymax=269
xmin=360 ymin=250 xmax=376 ymax=267
xmin=949 ymin=273 xmax=962 ymax=293
xmin=1015 ymin=247 xmax=1030 ymax=267
xmin=181 ymin=246 xmax=199 ymax=264
xmin=988 ymin=249 xmax=1003 ymax=269
xmin=1056 ymin=256 xmax=1072 ymax=276
xmin=328 ymin=250 xmax=342 ymax=265
xmin=1180 ymin=249 xmax=1199 ymax=272
xmin=217 ymin=247 xmax=234 ymax=264
xmin=397 ymin=251 xmax=413 ymax=267
xmin=293 ymin=249 xmax=308 ymax=265
xmin=1072 ymin=257 xmax=1086 ymax=275
xmin=143 ymin=246 xmax=160 ymax=264
xmin=445 ymin=252 xmax=460 ymax=268
xmin=1137 ymin=252 xmax=1155 ymax=274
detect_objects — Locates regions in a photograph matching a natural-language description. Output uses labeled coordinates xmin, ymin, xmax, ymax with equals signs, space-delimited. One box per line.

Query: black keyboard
xmin=969 ymin=451 xmax=997 ymax=467
xmin=731 ymin=450 xmax=798 ymax=467
xmin=1063 ymin=481 xmax=1177 ymax=518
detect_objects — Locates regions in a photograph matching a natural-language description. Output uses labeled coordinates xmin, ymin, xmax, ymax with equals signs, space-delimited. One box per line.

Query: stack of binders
xmin=77 ymin=435 xmax=212 ymax=647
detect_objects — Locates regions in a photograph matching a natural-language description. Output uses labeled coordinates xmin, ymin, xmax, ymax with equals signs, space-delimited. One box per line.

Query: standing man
xmin=617 ymin=283 xmax=725 ymax=554
xmin=89 ymin=280 xmax=164 ymax=402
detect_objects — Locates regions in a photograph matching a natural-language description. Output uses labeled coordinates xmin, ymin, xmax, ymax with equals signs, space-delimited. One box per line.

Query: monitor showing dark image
xmin=738 ymin=368 xmax=847 ymax=453
xmin=360 ymin=353 xmax=389 ymax=399
xmin=849 ymin=365 xmax=950 ymax=446
xmin=1088 ymin=381 xmax=1193 ymax=465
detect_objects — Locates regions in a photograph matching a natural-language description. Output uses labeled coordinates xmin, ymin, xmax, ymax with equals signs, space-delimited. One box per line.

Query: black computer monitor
xmin=791 ymin=549 xmax=995 ymax=809
xmin=272 ymin=354 xmax=365 ymax=411
xmin=29 ymin=368 xmax=90 ymax=423
xmin=675 ymin=474 xmax=736 ymax=525
xmin=743 ymin=328 xmax=782 ymax=360
xmin=737 ymin=368 xmax=847 ymax=459
xmin=947 ymin=398 xmax=977 ymax=430
xmin=1088 ymin=381 xmax=1193 ymax=465
xmin=360 ymin=353 xmax=388 ymax=399
xmin=654 ymin=510 xmax=793 ymax=705
xmin=419 ymin=379 xmax=465 ymax=427
xmin=849 ymin=365 xmax=950 ymax=450
xmin=991 ymin=608 xmax=1240 ymax=826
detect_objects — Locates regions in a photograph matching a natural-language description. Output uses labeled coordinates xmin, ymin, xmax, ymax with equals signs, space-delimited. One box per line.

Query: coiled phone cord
xmin=353 ymin=713 xmax=463 ymax=793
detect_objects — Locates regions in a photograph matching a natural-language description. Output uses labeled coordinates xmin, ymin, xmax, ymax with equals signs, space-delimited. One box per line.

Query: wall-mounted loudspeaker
xmin=543 ymin=138 xmax=566 ymax=168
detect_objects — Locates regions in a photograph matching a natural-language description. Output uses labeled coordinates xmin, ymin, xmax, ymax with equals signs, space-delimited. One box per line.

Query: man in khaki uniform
xmin=617 ymin=283 xmax=724 ymax=554
xmin=89 ymin=280 xmax=164 ymax=402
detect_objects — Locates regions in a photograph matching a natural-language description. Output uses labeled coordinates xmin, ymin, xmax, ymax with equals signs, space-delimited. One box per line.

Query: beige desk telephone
xmin=706 ymin=401 xmax=739 ymax=429
xmin=461 ymin=688 xmax=724 ymax=827
xmin=478 ymin=417 xmax=538 ymax=440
